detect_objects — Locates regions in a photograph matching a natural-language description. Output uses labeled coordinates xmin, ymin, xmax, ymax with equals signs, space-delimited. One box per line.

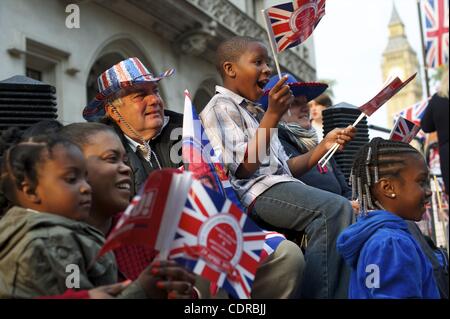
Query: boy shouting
xmin=201 ymin=36 xmax=355 ymax=299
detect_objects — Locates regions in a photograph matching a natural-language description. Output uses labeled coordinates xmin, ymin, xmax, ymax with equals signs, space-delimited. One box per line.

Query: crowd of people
xmin=0 ymin=35 xmax=448 ymax=299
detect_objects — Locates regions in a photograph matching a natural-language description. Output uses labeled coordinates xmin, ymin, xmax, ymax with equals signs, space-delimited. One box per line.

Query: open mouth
xmin=116 ymin=180 xmax=131 ymax=192
xmin=80 ymin=200 xmax=91 ymax=208
xmin=257 ymin=78 xmax=269 ymax=90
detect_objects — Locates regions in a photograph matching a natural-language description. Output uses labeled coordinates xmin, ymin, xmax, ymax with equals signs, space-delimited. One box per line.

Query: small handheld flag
xmin=389 ymin=116 xmax=422 ymax=143
xmin=319 ymin=73 xmax=417 ymax=168
xmin=169 ymin=180 xmax=266 ymax=299
xmin=98 ymin=167 xmax=266 ymax=299
xmin=359 ymin=73 xmax=417 ymax=116
xmin=261 ymin=0 xmax=326 ymax=83
xmin=263 ymin=0 xmax=326 ymax=53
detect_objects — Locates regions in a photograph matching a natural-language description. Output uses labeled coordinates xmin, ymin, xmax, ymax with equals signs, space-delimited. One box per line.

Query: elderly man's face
xmin=282 ymin=96 xmax=311 ymax=129
xmin=110 ymin=83 xmax=165 ymax=138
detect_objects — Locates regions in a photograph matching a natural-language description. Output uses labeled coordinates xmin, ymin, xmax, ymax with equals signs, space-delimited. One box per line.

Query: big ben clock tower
xmin=381 ymin=3 xmax=423 ymax=128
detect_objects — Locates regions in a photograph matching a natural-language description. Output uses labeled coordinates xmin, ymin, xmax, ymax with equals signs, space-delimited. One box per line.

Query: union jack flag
xmin=182 ymin=90 xmax=230 ymax=200
xmin=359 ymin=73 xmax=417 ymax=116
xmin=422 ymin=0 xmax=449 ymax=68
xmin=389 ymin=116 xmax=422 ymax=143
xmin=263 ymin=0 xmax=326 ymax=52
xmin=169 ymin=180 xmax=267 ymax=299
xmin=398 ymin=98 xmax=430 ymax=126
xmin=182 ymin=91 xmax=286 ymax=295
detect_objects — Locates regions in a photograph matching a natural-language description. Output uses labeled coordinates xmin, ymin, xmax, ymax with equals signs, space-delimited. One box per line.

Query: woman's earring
xmin=391 ymin=194 xmax=396 ymax=198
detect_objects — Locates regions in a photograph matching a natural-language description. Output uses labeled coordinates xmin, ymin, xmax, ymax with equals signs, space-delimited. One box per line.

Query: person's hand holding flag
xmin=319 ymin=72 xmax=417 ymax=167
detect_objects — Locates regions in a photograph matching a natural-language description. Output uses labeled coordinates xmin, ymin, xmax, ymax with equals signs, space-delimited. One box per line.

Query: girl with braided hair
xmin=0 ymin=135 xmax=195 ymax=299
xmin=336 ymin=137 xmax=440 ymax=298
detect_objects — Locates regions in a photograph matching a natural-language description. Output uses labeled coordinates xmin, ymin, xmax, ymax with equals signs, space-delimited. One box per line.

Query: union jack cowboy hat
xmin=83 ymin=57 xmax=174 ymax=122
xmin=258 ymin=73 xmax=328 ymax=111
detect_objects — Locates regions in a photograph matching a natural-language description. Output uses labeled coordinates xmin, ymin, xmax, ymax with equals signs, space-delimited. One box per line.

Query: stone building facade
xmin=0 ymin=0 xmax=317 ymax=124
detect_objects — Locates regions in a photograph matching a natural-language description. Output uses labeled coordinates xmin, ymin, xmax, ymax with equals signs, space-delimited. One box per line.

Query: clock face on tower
xmin=387 ymin=67 xmax=404 ymax=81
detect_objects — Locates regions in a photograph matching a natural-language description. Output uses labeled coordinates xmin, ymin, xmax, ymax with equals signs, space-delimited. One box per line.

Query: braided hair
xmin=350 ymin=137 xmax=421 ymax=215
xmin=0 ymin=135 xmax=78 ymax=216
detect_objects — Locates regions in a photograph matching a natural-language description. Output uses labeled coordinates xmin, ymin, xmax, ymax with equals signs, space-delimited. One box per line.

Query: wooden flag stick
xmin=262 ymin=9 xmax=282 ymax=79
xmin=261 ymin=9 xmax=291 ymax=116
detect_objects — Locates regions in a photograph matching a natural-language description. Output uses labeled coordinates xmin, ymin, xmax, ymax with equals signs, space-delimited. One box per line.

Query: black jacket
xmin=106 ymin=110 xmax=183 ymax=196
xmin=421 ymin=93 xmax=449 ymax=194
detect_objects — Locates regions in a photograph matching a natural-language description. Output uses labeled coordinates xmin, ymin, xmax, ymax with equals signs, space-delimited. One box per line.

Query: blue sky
xmin=313 ymin=0 xmax=427 ymax=136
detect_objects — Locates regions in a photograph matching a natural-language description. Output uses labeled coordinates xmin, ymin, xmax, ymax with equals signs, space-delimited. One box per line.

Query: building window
xmin=303 ymin=47 xmax=309 ymax=60
xmin=26 ymin=68 xmax=42 ymax=81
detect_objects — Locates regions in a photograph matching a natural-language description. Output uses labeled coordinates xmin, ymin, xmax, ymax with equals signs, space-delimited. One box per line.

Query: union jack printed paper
xmin=359 ymin=73 xmax=417 ymax=116
xmin=98 ymin=169 xmax=189 ymax=259
xmin=389 ymin=116 xmax=422 ymax=143
xmin=422 ymin=0 xmax=449 ymax=68
xmin=263 ymin=0 xmax=326 ymax=52
xmin=169 ymin=180 xmax=267 ymax=299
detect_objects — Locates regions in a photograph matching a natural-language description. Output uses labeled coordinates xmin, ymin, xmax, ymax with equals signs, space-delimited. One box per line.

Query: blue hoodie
xmin=337 ymin=210 xmax=440 ymax=299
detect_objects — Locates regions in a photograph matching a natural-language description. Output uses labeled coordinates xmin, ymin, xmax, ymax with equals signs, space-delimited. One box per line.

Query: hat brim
xmin=83 ymin=68 xmax=174 ymax=122
xmin=259 ymin=82 xmax=328 ymax=111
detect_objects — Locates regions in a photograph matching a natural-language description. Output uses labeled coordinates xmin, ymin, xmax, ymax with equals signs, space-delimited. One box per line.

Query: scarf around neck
xmin=279 ymin=121 xmax=318 ymax=153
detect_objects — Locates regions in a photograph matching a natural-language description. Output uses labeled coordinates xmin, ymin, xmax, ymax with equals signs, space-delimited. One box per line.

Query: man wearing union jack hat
xmin=83 ymin=57 xmax=183 ymax=196
xmin=84 ymin=57 xmax=312 ymax=299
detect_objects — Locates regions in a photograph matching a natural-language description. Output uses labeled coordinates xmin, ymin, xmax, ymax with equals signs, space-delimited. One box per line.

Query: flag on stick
xmin=99 ymin=168 xmax=267 ymax=299
xmin=263 ymin=0 xmax=326 ymax=52
xmin=389 ymin=116 xmax=422 ymax=143
xmin=319 ymin=73 xmax=417 ymax=168
xmin=182 ymin=90 xmax=232 ymax=202
xmin=169 ymin=180 xmax=266 ymax=299
xmin=359 ymin=73 xmax=417 ymax=116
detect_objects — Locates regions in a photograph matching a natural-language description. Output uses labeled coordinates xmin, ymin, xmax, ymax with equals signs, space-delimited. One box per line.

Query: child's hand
xmin=137 ymin=260 xmax=196 ymax=299
xmin=266 ymin=76 xmax=294 ymax=118
xmin=322 ymin=125 xmax=356 ymax=151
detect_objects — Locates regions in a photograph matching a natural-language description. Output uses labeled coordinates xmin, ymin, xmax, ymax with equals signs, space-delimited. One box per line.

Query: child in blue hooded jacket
xmin=337 ymin=138 xmax=440 ymax=299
